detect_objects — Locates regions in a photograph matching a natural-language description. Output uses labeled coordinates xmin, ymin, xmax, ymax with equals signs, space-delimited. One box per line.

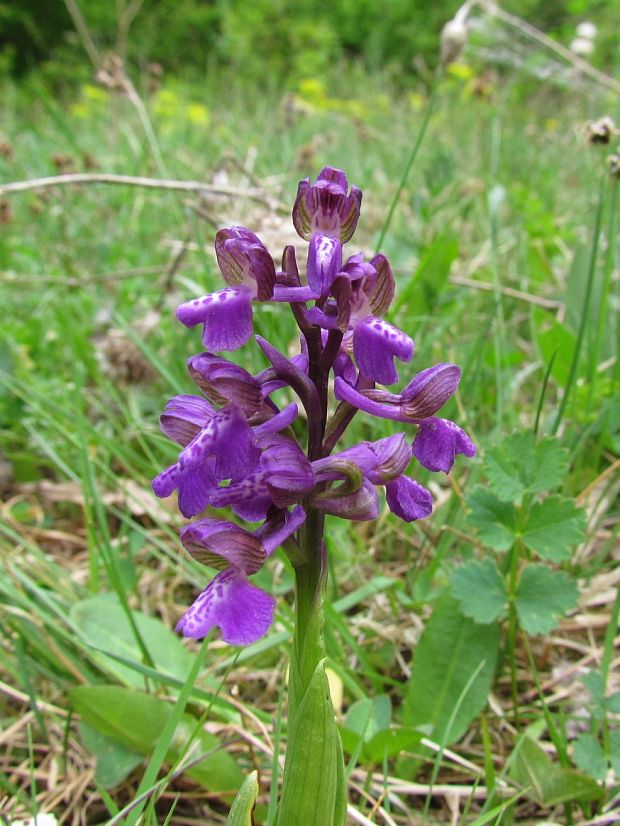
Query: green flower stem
xmin=277 ymin=506 xmax=347 ymax=826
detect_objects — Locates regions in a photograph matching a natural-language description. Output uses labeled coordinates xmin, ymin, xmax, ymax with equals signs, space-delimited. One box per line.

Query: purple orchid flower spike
xmin=176 ymin=227 xmax=276 ymax=351
xmin=177 ymin=505 xmax=306 ymax=644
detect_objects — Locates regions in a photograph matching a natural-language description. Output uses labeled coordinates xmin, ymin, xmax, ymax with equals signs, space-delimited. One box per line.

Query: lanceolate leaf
xmin=451 ymin=558 xmax=508 ymax=624
xmin=467 ymin=487 xmax=517 ymax=551
xmin=521 ymin=496 xmax=586 ymax=561
xmin=227 ymin=770 xmax=259 ymax=826
xmin=515 ymin=565 xmax=578 ymax=635
xmin=403 ymin=597 xmax=500 ymax=745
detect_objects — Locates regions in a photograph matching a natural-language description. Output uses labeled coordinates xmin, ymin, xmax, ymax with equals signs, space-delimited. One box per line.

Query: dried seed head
xmin=586 ymin=116 xmax=617 ymax=145
xmin=440 ymin=18 xmax=468 ymax=65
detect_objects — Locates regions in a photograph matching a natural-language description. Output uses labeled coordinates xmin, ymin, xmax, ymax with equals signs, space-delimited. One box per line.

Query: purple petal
xmin=317 ymin=166 xmax=349 ymax=191
xmin=160 ymin=395 xmax=215 ymax=446
xmin=369 ymin=434 xmax=412 ymax=482
xmin=152 ymin=463 xmax=180 ymax=498
xmin=177 ymin=287 xmax=254 ymax=352
xmin=385 ymin=476 xmax=433 ymax=522
xmin=187 ymin=353 xmax=262 ymax=416
xmin=259 ymin=436 xmax=315 ymax=507
xmin=334 ymin=377 xmax=408 ymax=422
xmin=176 ymin=568 xmax=275 ymax=645
xmin=209 ymin=473 xmax=274 ymax=522
xmin=305 ymin=306 xmax=339 ymax=330
xmin=306 ymin=234 xmax=342 ymax=296
xmin=272 ymin=284 xmax=319 ymax=302
xmin=313 ymin=478 xmax=379 ymax=521
xmin=180 ymin=519 xmax=265 ymax=573
xmin=257 ymin=505 xmax=307 ymax=556
xmin=292 ymin=169 xmax=362 ymax=242
xmin=401 ymin=364 xmax=461 ymax=418
xmin=353 ymin=317 xmax=414 ymax=385
xmin=177 ymin=456 xmax=217 ymax=518
xmin=252 ymin=403 xmax=298 ymax=437
xmin=215 ymin=227 xmax=276 ymax=300
xmin=412 ymin=417 xmax=476 ymax=473
xmin=333 ymin=348 xmax=357 ymax=385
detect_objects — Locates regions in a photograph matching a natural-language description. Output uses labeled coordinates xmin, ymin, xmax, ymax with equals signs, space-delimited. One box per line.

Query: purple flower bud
xmin=292 ymin=167 xmax=362 ymax=243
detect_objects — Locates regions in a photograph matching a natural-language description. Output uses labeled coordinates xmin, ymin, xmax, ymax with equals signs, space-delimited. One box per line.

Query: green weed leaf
xmin=467 ymin=487 xmax=517 ymax=551
xmin=344 ymin=694 xmax=391 ymax=742
xmin=451 ymin=559 xmax=508 ymax=623
xmin=609 ymin=730 xmax=620 ymax=777
xmin=70 ymin=685 xmax=242 ymax=792
xmin=71 ymin=594 xmax=195 ymax=687
xmin=515 ymin=565 xmax=578 ymax=635
xmin=403 ymin=597 xmax=500 ymax=745
xmin=572 ymin=733 xmax=607 ymax=782
xmin=521 ymin=496 xmax=586 ymax=560
xmin=78 ymin=722 xmax=143 ymax=789
xmin=486 ymin=433 xmax=568 ymax=503
xmin=511 ymin=737 xmax=603 ymax=805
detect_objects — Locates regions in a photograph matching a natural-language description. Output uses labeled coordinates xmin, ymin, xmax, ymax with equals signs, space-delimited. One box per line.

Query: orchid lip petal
xmin=176 ymin=568 xmax=275 ymax=645
xmin=353 ymin=318 xmax=414 ymax=385
xmin=412 ymin=417 xmax=476 ymax=473
xmin=385 ymin=476 xmax=433 ymax=522
xmin=177 ymin=287 xmax=254 ymax=352
xmin=306 ymin=234 xmax=342 ymax=296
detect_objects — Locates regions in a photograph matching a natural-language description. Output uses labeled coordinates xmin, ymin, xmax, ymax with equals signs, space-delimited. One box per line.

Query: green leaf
xmin=227 ymin=770 xmax=259 ymax=826
xmin=535 ymin=315 xmax=577 ymax=387
xmin=486 ymin=433 xmax=568 ymax=503
xmin=69 ymin=685 xmax=242 ymax=792
xmin=572 ymin=733 xmax=607 ymax=781
xmin=363 ymin=727 xmax=423 ymax=763
xmin=71 ymin=594 xmax=195 ymax=687
xmin=467 ymin=487 xmax=518 ymax=551
xmin=78 ymin=722 xmax=143 ymax=789
xmin=515 ymin=565 xmax=578 ymax=635
xmin=276 ymin=660 xmax=346 ymax=826
xmin=451 ymin=559 xmax=508 ymax=623
xmin=344 ymin=694 xmax=391 ymax=742
xmin=609 ymin=730 xmax=620 ymax=778
xmin=521 ymin=496 xmax=586 ymax=561
xmin=403 ymin=597 xmax=500 ymax=745
xmin=511 ymin=737 xmax=603 ymax=805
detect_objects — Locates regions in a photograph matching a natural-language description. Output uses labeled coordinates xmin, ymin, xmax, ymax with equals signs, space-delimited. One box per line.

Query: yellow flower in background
xmin=82 ymin=84 xmax=109 ymax=103
xmin=186 ymin=103 xmax=210 ymax=126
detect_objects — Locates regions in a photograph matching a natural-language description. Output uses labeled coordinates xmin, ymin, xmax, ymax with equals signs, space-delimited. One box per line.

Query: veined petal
xmin=176 ymin=568 xmax=275 ymax=645
xmin=385 ymin=476 xmax=433 ymax=522
xmin=367 ymin=254 xmax=396 ymax=316
xmin=412 ymin=417 xmax=476 ymax=473
xmin=177 ymin=456 xmax=218 ymax=518
xmin=353 ymin=317 xmax=414 ymax=385
xmin=215 ymin=227 xmax=276 ymax=300
xmin=209 ymin=473 xmax=274 ymax=522
xmin=306 ymin=234 xmax=342 ymax=296
xmin=160 ymin=394 xmax=215 ymax=446
xmin=187 ymin=353 xmax=262 ymax=416
xmin=292 ymin=168 xmax=362 ymax=242
xmin=401 ymin=363 xmax=461 ymax=418
xmin=313 ymin=478 xmax=379 ymax=521
xmin=180 ymin=519 xmax=265 ymax=573
xmin=260 ymin=437 xmax=315 ymax=506
xmin=177 ymin=287 xmax=254 ymax=352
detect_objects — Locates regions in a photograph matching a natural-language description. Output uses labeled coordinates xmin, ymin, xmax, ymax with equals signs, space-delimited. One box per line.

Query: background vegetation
xmin=0 ymin=1 xmax=619 ymax=824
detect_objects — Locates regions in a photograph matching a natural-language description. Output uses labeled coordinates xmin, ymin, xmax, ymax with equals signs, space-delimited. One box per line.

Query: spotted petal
xmin=353 ymin=317 xmax=414 ymax=385
xmin=412 ymin=417 xmax=476 ymax=473
xmin=177 ymin=287 xmax=254 ymax=352
xmin=306 ymin=234 xmax=342 ymax=296
xmin=176 ymin=568 xmax=275 ymax=645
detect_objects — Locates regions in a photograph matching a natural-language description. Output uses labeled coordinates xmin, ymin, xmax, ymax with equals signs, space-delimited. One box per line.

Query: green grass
xmin=0 ymin=62 xmax=619 ymax=824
